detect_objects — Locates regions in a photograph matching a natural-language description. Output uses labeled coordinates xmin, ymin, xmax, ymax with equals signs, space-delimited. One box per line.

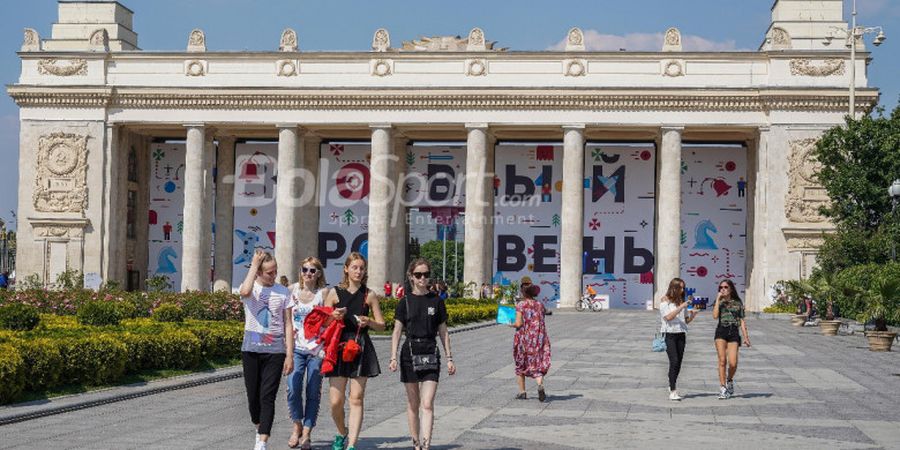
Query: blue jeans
xmin=286 ymin=351 xmax=323 ymax=428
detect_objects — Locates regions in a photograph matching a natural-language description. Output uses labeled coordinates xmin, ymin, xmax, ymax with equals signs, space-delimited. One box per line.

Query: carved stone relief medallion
xmin=38 ymin=59 xmax=87 ymax=76
xmin=785 ymin=138 xmax=829 ymax=223
xmin=33 ymin=133 xmax=89 ymax=213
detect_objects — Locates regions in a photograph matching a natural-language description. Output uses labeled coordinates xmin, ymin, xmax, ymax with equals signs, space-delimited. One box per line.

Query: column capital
xmin=758 ymin=126 xmax=771 ymax=133
xmin=561 ymin=124 xmax=586 ymax=131
xmin=275 ymin=123 xmax=301 ymax=130
xmin=183 ymin=123 xmax=205 ymax=129
xmin=369 ymin=123 xmax=392 ymax=130
xmin=465 ymin=122 xmax=489 ymax=130
xmin=660 ymin=125 xmax=685 ymax=132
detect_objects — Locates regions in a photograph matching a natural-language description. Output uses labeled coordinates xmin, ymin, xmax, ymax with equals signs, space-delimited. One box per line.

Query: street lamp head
xmin=889 ymin=179 xmax=900 ymax=199
xmin=873 ymin=30 xmax=886 ymax=47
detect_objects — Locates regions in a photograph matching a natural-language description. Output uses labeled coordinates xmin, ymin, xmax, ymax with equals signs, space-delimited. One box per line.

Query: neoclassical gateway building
xmin=9 ymin=0 xmax=880 ymax=309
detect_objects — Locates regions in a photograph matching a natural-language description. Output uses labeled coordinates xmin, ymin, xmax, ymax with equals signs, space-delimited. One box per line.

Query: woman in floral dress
xmin=510 ymin=283 xmax=551 ymax=402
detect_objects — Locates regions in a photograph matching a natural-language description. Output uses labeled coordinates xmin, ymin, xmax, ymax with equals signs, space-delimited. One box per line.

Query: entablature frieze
xmin=7 ymin=86 xmax=879 ymax=113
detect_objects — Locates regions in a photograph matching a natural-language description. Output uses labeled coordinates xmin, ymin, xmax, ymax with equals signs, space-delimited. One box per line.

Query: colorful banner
xmin=680 ymin=145 xmax=748 ymax=303
xmin=318 ymin=143 xmax=372 ymax=285
xmin=147 ymin=143 xmax=186 ymax=290
xmin=231 ymin=143 xmax=278 ymax=288
xmin=583 ymin=143 xmax=657 ymax=308
xmin=493 ymin=144 xmax=563 ymax=306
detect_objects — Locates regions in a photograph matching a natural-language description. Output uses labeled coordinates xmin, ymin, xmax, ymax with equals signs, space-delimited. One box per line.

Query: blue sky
xmin=2 ymin=0 xmax=898 ymax=230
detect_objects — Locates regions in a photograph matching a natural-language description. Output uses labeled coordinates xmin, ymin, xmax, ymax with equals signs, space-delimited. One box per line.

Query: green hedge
xmin=153 ymin=303 xmax=186 ymax=323
xmin=0 ymin=315 xmax=243 ymax=404
xmin=0 ymin=303 xmax=41 ymax=331
xmin=380 ymin=297 xmax=498 ymax=331
xmin=77 ymin=301 xmax=123 ymax=326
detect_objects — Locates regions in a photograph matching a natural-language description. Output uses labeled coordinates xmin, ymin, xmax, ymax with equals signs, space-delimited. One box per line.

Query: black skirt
xmin=326 ymin=329 xmax=381 ymax=378
xmin=714 ymin=324 xmax=742 ymax=345
xmin=399 ymin=338 xmax=440 ymax=383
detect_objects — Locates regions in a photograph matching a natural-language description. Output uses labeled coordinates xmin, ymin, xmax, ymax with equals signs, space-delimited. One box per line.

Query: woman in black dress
xmin=389 ymin=258 xmax=456 ymax=450
xmin=323 ymin=252 xmax=386 ymax=450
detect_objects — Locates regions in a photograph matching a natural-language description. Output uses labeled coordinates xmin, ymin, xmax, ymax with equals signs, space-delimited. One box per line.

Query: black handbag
xmin=407 ymin=338 xmax=439 ymax=372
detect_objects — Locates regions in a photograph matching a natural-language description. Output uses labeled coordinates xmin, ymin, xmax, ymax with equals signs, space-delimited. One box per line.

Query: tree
xmin=812 ymin=106 xmax=900 ymax=274
xmin=418 ymin=240 xmax=463 ymax=283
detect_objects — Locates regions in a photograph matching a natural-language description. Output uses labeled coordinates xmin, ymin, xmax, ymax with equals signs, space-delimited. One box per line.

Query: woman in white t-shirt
xmin=659 ymin=277 xmax=698 ymax=401
xmin=286 ymin=257 xmax=331 ymax=449
xmin=239 ymin=250 xmax=294 ymax=450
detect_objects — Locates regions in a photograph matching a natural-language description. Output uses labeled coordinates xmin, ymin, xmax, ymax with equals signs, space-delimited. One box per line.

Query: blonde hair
xmin=256 ymin=252 xmax=276 ymax=274
xmin=299 ymin=256 xmax=326 ymax=290
xmin=339 ymin=252 xmax=368 ymax=289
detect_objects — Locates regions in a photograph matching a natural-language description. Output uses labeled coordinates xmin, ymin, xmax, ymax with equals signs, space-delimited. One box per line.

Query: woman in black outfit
xmin=324 ymin=252 xmax=386 ymax=450
xmin=390 ymin=258 xmax=456 ymax=450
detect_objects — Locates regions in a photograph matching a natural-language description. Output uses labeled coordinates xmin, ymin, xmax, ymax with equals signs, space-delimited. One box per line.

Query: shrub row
xmin=0 ymin=289 xmax=243 ymax=321
xmin=380 ymin=297 xmax=498 ymax=331
xmin=0 ymin=316 xmax=243 ymax=404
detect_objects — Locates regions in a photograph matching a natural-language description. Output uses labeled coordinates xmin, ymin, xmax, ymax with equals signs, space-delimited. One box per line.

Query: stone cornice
xmin=7 ymin=85 xmax=879 ymax=113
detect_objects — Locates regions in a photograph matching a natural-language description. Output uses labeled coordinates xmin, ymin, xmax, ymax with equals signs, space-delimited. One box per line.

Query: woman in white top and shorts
xmin=286 ymin=257 xmax=330 ymax=449
xmin=659 ymin=278 xmax=698 ymax=401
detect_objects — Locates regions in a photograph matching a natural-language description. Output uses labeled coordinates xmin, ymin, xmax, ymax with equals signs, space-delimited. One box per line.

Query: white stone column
xmin=747 ymin=127 xmax=769 ymax=312
xmin=181 ymin=124 xmax=213 ymax=291
xmin=464 ymin=124 xmax=491 ymax=287
xmin=296 ymin=135 xmax=321 ymax=269
xmin=654 ymin=126 xmax=684 ymax=306
xmin=368 ymin=124 xmax=393 ymax=294
xmin=388 ymin=136 xmax=409 ymax=286
xmin=275 ymin=125 xmax=304 ymax=283
xmin=559 ymin=125 xmax=585 ymax=308
xmin=213 ymin=135 xmax=236 ymax=292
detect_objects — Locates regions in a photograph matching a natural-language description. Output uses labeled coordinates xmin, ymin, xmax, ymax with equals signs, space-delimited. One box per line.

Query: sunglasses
xmin=301 ymin=267 xmax=318 ymax=274
xmin=412 ymin=271 xmax=430 ymax=279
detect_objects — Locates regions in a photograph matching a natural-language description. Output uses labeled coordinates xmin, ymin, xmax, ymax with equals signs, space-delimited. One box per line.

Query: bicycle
xmin=575 ymin=291 xmax=606 ymax=312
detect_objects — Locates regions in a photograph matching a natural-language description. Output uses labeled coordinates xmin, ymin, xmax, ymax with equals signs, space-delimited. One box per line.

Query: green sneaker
xmin=332 ymin=434 xmax=347 ymax=450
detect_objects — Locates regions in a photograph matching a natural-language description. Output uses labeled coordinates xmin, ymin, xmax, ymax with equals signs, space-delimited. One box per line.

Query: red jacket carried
xmin=303 ymin=306 xmax=345 ymax=375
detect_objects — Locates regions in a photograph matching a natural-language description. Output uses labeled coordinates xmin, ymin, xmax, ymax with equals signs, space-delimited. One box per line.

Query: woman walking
xmin=712 ymin=279 xmax=751 ymax=399
xmin=286 ymin=257 xmax=330 ymax=449
xmin=389 ymin=258 xmax=457 ymax=450
xmin=239 ymin=250 xmax=294 ymax=450
xmin=659 ymin=278 xmax=698 ymax=401
xmin=510 ymin=283 xmax=551 ymax=401
xmin=324 ymin=252 xmax=386 ymax=450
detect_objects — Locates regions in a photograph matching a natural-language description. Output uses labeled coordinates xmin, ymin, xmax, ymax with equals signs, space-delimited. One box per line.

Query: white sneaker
xmin=717 ymin=385 xmax=730 ymax=399
xmin=669 ymin=389 xmax=683 ymax=401
xmin=254 ymin=440 xmax=267 ymax=450
xmin=255 ymin=433 xmax=261 ymax=444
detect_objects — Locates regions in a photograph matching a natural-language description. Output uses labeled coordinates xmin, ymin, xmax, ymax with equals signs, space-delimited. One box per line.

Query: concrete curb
xmin=0 ymin=320 xmax=499 ymax=425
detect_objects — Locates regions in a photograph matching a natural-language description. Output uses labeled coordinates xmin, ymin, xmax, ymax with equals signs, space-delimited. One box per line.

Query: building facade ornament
xmin=467 ymin=28 xmax=486 ymax=51
xmin=372 ymin=28 xmax=390 ymax=52
xmin=662 ymin=27 xmax=682 ymax=52
xmin=276 ymin=59 xmax=298 ymax=76
xmin=89 ymin=29 xmax=109 ymax=52
xmin=371 ymin=59 xmax=392 ymax=77
xmin=185 ymin=60 xmax=207 ymax=76
xmin=22 ymin=28 xmax=41 ymax=52
xmin=786 ymin=138 xmax=829 ymax=223
xmin=770 ymin=27 xmax=792 ymax=50
xmin=280 ymin=28 xmax=298 ymax=52
xmin=187 ymin=29 xmax=206 ymax=52
xmin=565 ymin=27 xmax=585 ymax=51
xmin=790 ymin=58 xmax=845 ymax=77
xmin=37 ymin=59 xmax=87 ymax=76
xmin=564 ymin=59 xmax=586 ymax=77
xmin=662 ymin=59 xmax=685 ymax=77
xmin=33 ymin=132 xmax=89 ymax=213
xmin=466 ymin=58 xmax=487 ymax=76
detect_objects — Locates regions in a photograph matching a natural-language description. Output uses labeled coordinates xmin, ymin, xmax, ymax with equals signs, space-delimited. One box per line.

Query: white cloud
xmin=548 ymin=30 xmax=742 ymax=52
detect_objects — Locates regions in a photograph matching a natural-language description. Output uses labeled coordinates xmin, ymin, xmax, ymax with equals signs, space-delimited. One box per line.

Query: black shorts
xmin=715 ymin=324 xmax=742 ymax=345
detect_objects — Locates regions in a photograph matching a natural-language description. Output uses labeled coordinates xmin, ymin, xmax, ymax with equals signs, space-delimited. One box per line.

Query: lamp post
xmin=823 ymin=0 xmax=886 ymax=117
xmin=889 ymin=179 xmax=900 ymax=261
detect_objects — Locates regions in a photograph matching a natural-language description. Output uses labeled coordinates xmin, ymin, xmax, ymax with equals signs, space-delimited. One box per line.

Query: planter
xmin=791 ymin=314 xmax=806 ymax=326
xmin=819 ymin=320 xmax=842 ymax=336
xmin=865 ymin=331 xmax=897 ymax=352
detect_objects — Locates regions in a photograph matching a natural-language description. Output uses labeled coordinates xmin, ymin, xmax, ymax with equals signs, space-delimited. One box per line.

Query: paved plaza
xmin=1 ymin=311 xmax=899 ymax=449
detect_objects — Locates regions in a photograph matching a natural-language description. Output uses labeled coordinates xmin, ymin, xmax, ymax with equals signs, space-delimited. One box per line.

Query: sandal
xmin=299 ymin=436 xmax=312 ymax=450
xmin=515 ymin=392 xmax=527 ymax=400
xmin=288 ymin=430 xmax=301 ymax=448
xmin=412 ymin=437 xmax=420 ymax=450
